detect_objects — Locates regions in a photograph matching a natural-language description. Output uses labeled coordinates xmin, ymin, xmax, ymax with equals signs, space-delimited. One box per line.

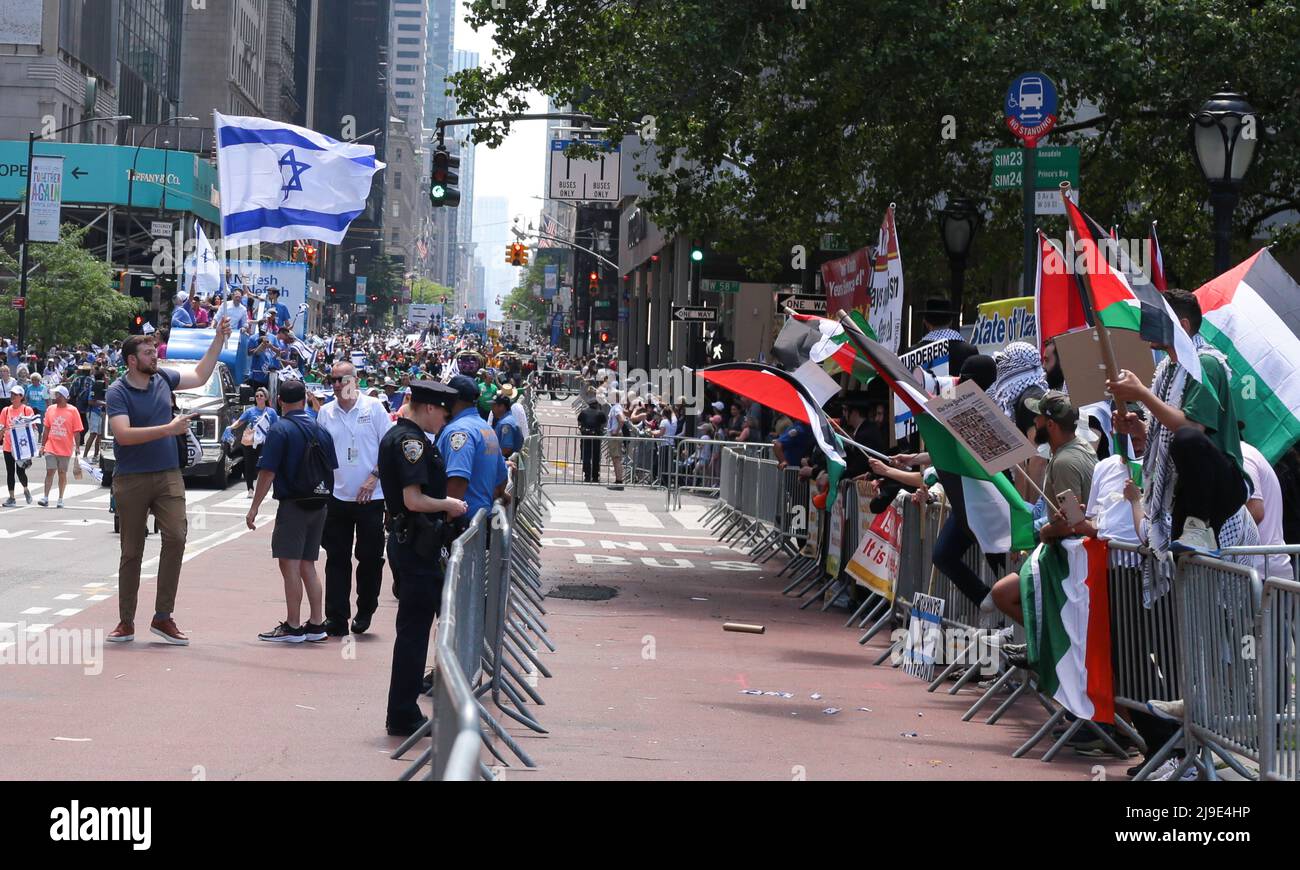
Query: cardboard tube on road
xmin=723 ymin=622 xmax=766 ymax=634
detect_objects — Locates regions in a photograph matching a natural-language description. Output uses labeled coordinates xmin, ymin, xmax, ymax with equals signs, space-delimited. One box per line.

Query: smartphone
xmin=1056 ymin=490 xmax=1085 ymax=526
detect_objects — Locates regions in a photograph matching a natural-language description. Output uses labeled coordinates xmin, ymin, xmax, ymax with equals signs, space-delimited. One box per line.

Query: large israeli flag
xmin=182 ymin=220 xmax=223 ymax=297
xmin=214 ymin=112 xmax=384 ymax=249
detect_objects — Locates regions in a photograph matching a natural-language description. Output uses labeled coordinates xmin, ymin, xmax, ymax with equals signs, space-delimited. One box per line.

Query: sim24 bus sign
xmin=1004 ymin=72 xmax=1058 ymax=148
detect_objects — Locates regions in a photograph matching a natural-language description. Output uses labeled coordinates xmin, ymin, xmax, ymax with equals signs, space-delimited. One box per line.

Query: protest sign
xmin=925 ymin=379 xmax=1036 ymax=475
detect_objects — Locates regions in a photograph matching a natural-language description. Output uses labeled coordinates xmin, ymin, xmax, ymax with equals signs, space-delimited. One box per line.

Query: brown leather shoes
xmin=107 ymin=622 xmax=134 ymax=643
xmin=149 ymin=617 xmax=190 ymax=646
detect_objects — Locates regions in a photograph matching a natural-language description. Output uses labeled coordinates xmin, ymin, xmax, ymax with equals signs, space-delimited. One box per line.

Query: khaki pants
xmin=113 ymin=469 xmax=188 ymax=624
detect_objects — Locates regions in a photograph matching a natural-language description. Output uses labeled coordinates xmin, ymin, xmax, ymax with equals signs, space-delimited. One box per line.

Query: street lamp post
xmin=938 ymin=196 xmax=981 ymax=313
xmin=1191 ymin=86 xmax=1260 ymax=275
xmin=123 ymin=115 xmax=199 ymax=272
xmin=17 ymin=114 xmax=131 ymax=350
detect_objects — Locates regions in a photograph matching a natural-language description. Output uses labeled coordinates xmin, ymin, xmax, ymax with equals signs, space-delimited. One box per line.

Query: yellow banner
xmin=970 ymin=295 xmax=1037 ymax=353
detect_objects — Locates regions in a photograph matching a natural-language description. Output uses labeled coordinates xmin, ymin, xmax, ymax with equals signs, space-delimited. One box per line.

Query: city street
xmin=0 ymin=474 xmax=276 ymax=642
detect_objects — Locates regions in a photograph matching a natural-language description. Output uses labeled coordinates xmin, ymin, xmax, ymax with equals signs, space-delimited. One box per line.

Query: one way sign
xmin=672 ymin=306 xmax=717 ymax=322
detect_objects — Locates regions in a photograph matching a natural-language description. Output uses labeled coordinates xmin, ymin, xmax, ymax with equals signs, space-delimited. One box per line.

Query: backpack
xmin=285 ymin=415 xmax=334 ymax=508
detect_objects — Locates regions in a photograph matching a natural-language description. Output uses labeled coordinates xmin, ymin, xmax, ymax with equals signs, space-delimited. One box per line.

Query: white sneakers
xmin=1172 ymin=517 xmax=1218 ymax=553
xmin=1149 ymin=757 xmax=1197 ymax=781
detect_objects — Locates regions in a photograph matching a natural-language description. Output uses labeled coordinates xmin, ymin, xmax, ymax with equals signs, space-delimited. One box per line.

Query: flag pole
xmin=829 ymin=419 xmax=892 ymax=462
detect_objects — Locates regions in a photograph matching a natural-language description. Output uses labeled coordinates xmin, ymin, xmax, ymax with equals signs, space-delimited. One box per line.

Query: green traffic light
xmin=691 ymin=248 xmax=703 ymax=262
xmin=431 ymin=184 xmax=446 ymax=199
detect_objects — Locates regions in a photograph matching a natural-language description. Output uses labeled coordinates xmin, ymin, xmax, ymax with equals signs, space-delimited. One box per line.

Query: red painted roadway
xmin=0 ymin=488 xmax=1133 ymax=781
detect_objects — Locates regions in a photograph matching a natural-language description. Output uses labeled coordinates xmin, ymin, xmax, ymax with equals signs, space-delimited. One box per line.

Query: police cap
xmin=408 ymin=379 xmax=458 ymax=409
xmin=447 ymin=374 xmax=480 ymax=403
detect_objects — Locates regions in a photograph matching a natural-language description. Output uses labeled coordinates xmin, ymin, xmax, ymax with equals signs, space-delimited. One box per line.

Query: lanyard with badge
xmin=335 ymin=381 xmax=368 ymax=466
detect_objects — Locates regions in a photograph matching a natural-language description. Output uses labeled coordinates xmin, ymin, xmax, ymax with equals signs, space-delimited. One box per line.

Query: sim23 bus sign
xmin=1004 ymin=72 xmax=1058 ymax=148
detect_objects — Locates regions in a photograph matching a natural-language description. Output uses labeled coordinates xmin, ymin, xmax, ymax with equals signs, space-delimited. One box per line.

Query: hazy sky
xmin=453 ymin=2 xmax=546 ymax=276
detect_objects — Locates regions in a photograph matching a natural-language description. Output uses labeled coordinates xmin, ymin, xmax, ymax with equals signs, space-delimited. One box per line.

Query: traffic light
xmin=690 ymin=242 xmax=704 ymax=262
xmin=113 ymin=270 xmax=131 ymax=294
xmin=518 ymin=245 xmax=528 ymax=267
xmin=430 ymin=146 xmax=461 ymax=208
xmin=305 ymin=245 xmax=317 ymax=266
xmin=505 ymin=243 xmax=515 ymax=265
xmin=599 ymin=330 xmax=610 ymax=344
xmin=588 ymin=271 xmax=598 ymax=291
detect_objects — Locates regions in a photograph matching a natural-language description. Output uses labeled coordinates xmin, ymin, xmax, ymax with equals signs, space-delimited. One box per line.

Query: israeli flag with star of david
xmin=214 ymin=112 xmax=385 ymax=249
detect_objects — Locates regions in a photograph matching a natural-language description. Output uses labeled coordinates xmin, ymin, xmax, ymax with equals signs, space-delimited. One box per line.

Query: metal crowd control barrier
xmin=1259 ymin=578 xmax=1300 ymax=781
xmin=1172 ymin=553 xmax=1264 ymax=781
xmin=393 ymin=427 xmax=556 ymax=780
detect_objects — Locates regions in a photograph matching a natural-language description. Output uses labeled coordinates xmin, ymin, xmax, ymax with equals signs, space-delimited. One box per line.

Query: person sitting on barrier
xmin=1073 ymin=410 xmax=1147 ymax=547
xmin=990 ymin=392 xmax=1097 ymax=628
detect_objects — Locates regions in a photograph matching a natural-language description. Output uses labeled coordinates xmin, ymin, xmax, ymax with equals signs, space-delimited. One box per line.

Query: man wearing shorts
xmin=246 ymin=380 xmax=338 ymax=643
xmin=38 ymin=385 xmax=83 ymax=507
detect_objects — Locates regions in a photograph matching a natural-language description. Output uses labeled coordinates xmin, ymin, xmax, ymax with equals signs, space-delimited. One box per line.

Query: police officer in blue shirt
xmin=438 ymin=375 xmax=508 ymax=524
xmin=492 ymin=394 xmax=522 ymax=459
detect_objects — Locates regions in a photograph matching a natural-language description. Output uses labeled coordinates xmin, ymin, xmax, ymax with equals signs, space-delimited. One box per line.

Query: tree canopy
xmin=0 ymin=225 xmax=141 ymax=350
xmin=451 ymin=0 xmax=1300 ymax=309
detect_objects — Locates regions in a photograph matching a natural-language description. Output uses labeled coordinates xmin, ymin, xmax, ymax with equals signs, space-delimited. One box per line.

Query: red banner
xmin=821 ymin=246 xmax=872 ymax=318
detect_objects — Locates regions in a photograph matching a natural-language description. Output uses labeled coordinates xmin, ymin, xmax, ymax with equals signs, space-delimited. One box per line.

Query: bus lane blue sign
xmin=1004 ymin=72 xmax=1058 ymax=148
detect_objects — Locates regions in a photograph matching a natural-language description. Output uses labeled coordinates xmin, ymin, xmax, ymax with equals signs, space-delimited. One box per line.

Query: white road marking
xmin=607 ymin=502 xmax=665 ymax=529
xmin=666 ymin=504 xmax=711 ymax=531
xmin=20 ymin=607 xmax=50 ymax=615
xmin=53 ymin=608 xmax=82 ymax=617
xmin=54 ymin=594 xmax=79 ymax=600
xmin=548 ymin=501 xmax=594 ymax=525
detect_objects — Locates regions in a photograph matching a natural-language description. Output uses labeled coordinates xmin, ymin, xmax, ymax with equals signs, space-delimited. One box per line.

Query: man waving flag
xmin=214 ymin=112 xmax=384 ymax=249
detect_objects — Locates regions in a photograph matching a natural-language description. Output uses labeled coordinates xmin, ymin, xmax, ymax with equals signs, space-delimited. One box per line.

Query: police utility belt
xmin=387 ymin=511 xmax=448 ymax=560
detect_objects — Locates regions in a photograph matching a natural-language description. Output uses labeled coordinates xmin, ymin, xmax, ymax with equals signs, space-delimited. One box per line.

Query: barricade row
xmin=701 ymin=446 xmax=1299 ymax=781
xmin=394 ymin=388 xmax=556 ymax=781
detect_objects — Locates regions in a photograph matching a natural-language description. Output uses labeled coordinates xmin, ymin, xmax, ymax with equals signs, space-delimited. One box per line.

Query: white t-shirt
xmin=1242 ymin=442 xmax=1291 ymax=580
xmin=1085 ymin=454 xmax=1141 ymax=547
xmin=317 ymin=394 xmax=394 ymax=502
xmin=606 ymin=403 xmax=624 ymax=436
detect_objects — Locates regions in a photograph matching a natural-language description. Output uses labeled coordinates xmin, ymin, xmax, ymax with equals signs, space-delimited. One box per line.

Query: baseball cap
xmin=9 ymin=384 xmax=23 ymax=395
xmin=711 ymin=401 xmax=725 ymax=411
xmin=52 ymin=385 xmax=69 ymax=398
xmin=1024 ymin=390 xmax=1078 ymax=426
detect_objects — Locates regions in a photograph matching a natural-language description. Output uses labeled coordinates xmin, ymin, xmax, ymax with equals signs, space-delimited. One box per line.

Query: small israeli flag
xmin=183 ymin=221 xmax=223 ymax=297
xmin=214 ymin=112 xmax=384 ymax=249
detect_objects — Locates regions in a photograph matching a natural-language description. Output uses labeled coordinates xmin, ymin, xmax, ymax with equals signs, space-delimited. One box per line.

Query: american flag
xmin=537 ymin=213 xmax=565 ymax=249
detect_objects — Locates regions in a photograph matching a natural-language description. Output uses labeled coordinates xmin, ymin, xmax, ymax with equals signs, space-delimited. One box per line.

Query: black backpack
xmin=286 ymin=415 xmax=334 ymax=507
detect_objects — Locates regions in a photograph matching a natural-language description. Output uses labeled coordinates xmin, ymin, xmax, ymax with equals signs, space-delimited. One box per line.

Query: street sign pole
xmin=17 ymin=131 xmax=34 ymax=351
xmin=1022 ymin=145 xmax=1036 ymax=295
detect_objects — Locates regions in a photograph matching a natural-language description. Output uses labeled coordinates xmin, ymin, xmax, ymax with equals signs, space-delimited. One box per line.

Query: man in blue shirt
xmin=263 ymin=287 xmax=291 ymax=331
xmin=774 ymin=420 xmax=812 ymax=471
xmin=438 ymin=375 xmax=508 ymax=522
xmin=492 ymin=394 xmax=522 ymax=459
xmin=247 ymin=379 xmax=338 ymax=643
xmin=247 ymin=332 xmax=281 ymax=387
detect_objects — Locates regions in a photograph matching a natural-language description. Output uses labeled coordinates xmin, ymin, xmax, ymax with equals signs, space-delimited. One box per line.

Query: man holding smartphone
xmin=105 ymin=318 xmax=232 ymax=646
xmin=989 ymin=391 xmax=1097 ymax=626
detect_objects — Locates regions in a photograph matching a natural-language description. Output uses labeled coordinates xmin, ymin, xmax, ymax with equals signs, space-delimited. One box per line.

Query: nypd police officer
xmin=439 ymin=375 xmax=509 ymax=527
xmin=378 ymin=380 xmax=467 ymax=737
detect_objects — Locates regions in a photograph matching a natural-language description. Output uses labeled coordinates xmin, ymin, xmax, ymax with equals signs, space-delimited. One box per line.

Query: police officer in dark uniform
xmin=378 ymin=380 xmax=468 ymax=737
xmin=576 ymin=397 xmax=607 ymax=483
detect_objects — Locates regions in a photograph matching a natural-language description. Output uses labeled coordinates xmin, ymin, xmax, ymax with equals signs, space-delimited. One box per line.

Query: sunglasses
xmin=327 ymin=375 xmax=354 ymax=384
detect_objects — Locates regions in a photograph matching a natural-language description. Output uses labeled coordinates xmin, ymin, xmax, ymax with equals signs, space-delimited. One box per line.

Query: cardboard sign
xmin=925 ymin=379 xmax=1036 ymax=475
xmin=846 ymin=501 xmax=901 ymax=602
xmin=902 ymin=592 xmax=945 ymax=681
xmin=1052 ymin=326 xmax=1156 ymax=409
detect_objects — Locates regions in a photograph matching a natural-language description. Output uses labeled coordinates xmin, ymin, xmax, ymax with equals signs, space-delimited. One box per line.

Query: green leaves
xmin=460 ymin=2 xmax=1296 ymax=299
xmin=0 ymin=225 xmax=141 ymax=348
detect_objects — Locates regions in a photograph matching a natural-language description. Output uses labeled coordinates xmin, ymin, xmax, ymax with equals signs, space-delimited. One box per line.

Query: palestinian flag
xmin=698 ymin=362 xmax=848 ymax=507
xmin=836 ymin=313 xmax=1035 ymax=553
xmin=1020 ymin=537 xmax=1115 ymax=724
xmin=1034 ymin=231 xmax=1085 ymax=353
xmin=1195 ymin=248 xmax=1300 ymax=463
xmin=789 ymin=310 xmax=878 ymax=385
xmin=1063 ymin=196 xmax=1202 ymax=384
xmin=1148 ymin=222 xmax=1167 ymax=293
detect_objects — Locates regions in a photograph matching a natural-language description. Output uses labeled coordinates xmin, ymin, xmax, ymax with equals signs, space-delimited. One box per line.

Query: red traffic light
xmin=599 ymin=331 xmax=610 ymax=343
xmin=589 ymin=272 xmax=597 ymax=281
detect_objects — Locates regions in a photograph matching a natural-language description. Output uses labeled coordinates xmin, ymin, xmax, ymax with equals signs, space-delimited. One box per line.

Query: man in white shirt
xmin=316 ymin=361 xmax=395 ymax=635
xmin=1241 ymin=441 xmax=1292 ymax=581
xmin=218 ymin=289 xmax=252 ymax=335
